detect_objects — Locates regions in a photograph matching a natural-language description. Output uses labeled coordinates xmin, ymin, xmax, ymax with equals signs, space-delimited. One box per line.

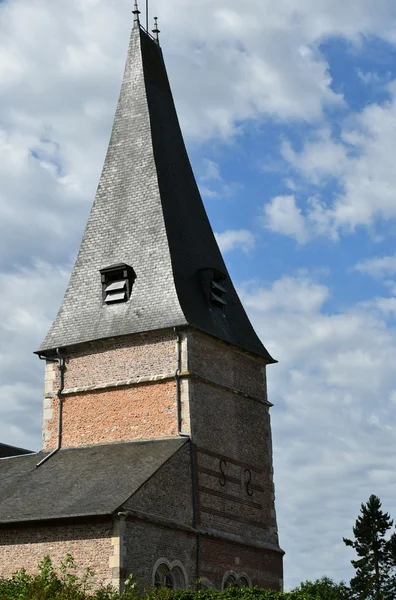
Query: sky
xmin=1 ymin=0 xmax=396 ymax=591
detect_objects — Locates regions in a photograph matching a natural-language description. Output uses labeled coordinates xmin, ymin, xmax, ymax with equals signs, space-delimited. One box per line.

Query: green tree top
xmin=343 ymin=494 xmax=396 ymax=600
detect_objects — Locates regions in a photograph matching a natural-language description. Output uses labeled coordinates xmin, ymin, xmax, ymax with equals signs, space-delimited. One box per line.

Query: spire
xmin=132 ymin=1 xmax=140 ymax=28
xmin=38 ymin=23 xmax=275 ymax=363
xmin=152 ymin=17 xmax=160 ymax=44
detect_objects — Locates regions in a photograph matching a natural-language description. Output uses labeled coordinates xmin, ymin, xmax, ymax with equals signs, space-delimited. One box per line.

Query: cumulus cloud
xmin=262 ymin=195 xmax=309 ymax=243
xmin=0 ymin=262 xmax=70 ymax=450
xmin=355 ymin=254 xmax=396 ymax=278
xmin=240 ymin=274 xmax=396 ymax=587
xmin=281 ymin=84 xmax=396 ymax=238
xmin=199 ymin=159 xmax=241 ymax=199
xmin=215 ymin=229 xmax=256 ymax=253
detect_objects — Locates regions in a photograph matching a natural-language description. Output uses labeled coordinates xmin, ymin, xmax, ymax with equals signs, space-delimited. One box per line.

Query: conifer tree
xmin=343 ymin=495 xmax=396 ymax=600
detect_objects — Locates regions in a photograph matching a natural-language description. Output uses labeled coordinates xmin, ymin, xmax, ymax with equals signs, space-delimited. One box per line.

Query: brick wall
xmin=187 ymin=331 xmax=267 ymax=400
xmin=186 ymin=332 xmax=279 ymax=548
xmin=123 ymin=520 xmax=196 ymax=587
xmin=124 ymin=442 xmax=193 ymax=524
xmin=63 ymin=332 xmax=177 ymax=390
xmin=44 ymin=381 xmax=178 ymax=450
xmin=42 ymin=330 xmax=181 ymax=450
xmin=0 ymin=521 xmax=114 ymax=585
xmin=200 ymin=537 xmax=283 ymax=590
xmin=191 ymin=380 xmax=277 ymax=545
xmin=44 ymin=331 xmax=177 ymax=395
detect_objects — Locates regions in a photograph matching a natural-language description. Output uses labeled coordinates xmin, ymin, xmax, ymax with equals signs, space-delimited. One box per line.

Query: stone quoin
xmin=0 ymin=4 xmax=284 ymax=591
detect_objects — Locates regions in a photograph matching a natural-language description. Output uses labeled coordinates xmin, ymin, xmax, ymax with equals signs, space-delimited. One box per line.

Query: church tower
xmin=0 ymin=6 xmax=283 ymax=591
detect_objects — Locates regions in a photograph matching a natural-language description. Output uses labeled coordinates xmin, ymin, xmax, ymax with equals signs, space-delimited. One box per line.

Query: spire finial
xmin=132 ymin=1 xmax=140 ymax=28
xmin=152 ymin=16 xmax=160 ymax=44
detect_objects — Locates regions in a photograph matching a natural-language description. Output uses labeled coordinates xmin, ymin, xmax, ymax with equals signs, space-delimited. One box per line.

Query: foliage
xmin=0 ymin=555 xmax=350 ymax=600
xmin=290 ymin=576 xmax=351 ymax=599
xmin=343 ymin=494 xmax=396 ymax=600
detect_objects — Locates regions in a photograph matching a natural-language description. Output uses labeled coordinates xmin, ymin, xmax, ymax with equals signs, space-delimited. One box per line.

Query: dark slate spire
xmin=39 ymin=22 xmax=275 ymax=362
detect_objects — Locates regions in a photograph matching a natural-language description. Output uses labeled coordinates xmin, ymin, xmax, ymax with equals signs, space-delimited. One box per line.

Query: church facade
xmin=0 ymin=7 xmax=284 ymax=591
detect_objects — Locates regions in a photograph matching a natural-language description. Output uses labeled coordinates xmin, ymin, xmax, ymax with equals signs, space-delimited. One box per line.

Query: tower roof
xmin=39 ymin=22 xmax=275 ymax=362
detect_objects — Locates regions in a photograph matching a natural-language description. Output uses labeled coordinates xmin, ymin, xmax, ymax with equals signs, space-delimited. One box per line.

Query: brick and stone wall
xmin=42 ymin=330 xmax=180 ymax=450
xmin=187 ymin=331 xmax=267 ymax=400
xmin=124 ymin=442 xmax=193 ymax=524
xmin=44 ymin=381 xmax=178 ymax=450
xmin=123 ymin=520 xmax=196 ymax=588
xmin=0 ymin=521 xmax=114 ymax=585
xmin=200 ymin=536 xmax=283 ymax=590
xmin=184 ymin=332 xmax=279 ymax=549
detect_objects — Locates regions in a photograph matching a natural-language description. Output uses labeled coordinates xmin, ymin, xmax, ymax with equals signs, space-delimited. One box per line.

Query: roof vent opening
xmin=100 ymin=263 xmax=136 ymax=305
xmin=199 ymin=268 xmax=228 ymax=311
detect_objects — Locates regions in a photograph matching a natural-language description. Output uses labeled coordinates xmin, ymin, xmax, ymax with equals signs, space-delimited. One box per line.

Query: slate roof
xmin=0 ymin=443 xmax=33 ymax=458
xmin=39 ymin=22 xmax=274 ymax=362
xmin=0 ymin=438 xmax=186 ymax=523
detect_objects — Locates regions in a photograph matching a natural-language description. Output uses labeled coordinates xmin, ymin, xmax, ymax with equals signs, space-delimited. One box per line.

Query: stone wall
xmin=0 ymin=520 xmax=114 ymax=586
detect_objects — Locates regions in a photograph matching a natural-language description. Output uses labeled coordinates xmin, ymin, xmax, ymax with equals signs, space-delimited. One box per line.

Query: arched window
xmin=236 ymin=575 xmax=251 ymax=588
xmin=152 ymin=559 xmax=187 ymax=590
xmin=223 ymin=572 xmax=237 ymax=588
xmin=222 ymin=571 xmax=252 ymax=590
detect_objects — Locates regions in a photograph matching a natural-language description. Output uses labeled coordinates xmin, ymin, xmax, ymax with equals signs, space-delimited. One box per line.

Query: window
xmin=152 ymin=559 xmax=187 ymax=590
xmin=100 ymin=263 xmax=136 ymax=304
xmin=222 ymin=572 xmax=252 ymax=590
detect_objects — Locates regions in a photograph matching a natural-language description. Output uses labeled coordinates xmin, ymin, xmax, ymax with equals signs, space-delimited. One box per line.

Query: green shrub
xmin=0 ymin=557 xmax=349 ymax=600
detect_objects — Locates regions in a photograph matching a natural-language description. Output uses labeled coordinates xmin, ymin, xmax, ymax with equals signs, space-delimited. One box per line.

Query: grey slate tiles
xmin=39 ymin=25 xmax=274 ymax=362
xmin=0 ymin=443 xmax=32 ymax=459
xmin=0 ymin=438 xmax=186 ymax=523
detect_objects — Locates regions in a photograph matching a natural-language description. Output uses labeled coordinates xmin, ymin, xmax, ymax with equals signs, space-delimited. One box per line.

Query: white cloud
xmin=240 ymin=274 xmax=396 ymax=587
xmin=0 ymin=262 xmax=70 ymax=451
xmin=281 ymin=84 xmax=396 ymax=237
xmin=281 ymin=129 xmax=348 ymax=185
xmin=199 ymin=159 xmax=241 ymax=199
xmin=355 ymin=254 xmax=396 ymax=278
xmin=262 ymin=194 xmax=309 ymax=243
xmin=215 ymin=229 xmax=256 ymax=253
xmin=200 ymin=159 xmax=222 ymax=182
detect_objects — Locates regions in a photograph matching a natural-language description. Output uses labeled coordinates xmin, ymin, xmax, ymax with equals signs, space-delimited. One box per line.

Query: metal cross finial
xmin=132 ymin=1 xmax=141 ymax=28
xmin=152 ymin=16 xmax=160 ymax=44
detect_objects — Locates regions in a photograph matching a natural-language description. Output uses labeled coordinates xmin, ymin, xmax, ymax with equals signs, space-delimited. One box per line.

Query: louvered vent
xmin=199 ymin=268 xmax=227 ymax=311
xmin=100 ymin=263 xmax=136 ymax=305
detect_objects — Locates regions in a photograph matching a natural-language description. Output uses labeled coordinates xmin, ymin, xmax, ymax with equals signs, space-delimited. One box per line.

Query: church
xmin=0 ymin=5 xmax=284 ymax=591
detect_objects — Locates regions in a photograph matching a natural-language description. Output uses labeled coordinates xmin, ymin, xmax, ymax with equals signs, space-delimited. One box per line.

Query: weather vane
xmin=152 ymin=16 xmax=160 ymax=44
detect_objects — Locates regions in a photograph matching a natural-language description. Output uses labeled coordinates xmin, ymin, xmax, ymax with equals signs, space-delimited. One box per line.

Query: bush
xmin=0 ymin=557 xmax=349 ymax=600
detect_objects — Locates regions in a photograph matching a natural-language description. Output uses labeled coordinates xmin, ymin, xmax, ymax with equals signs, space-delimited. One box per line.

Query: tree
xmin=343 ymin=495 xmax=396 ymax=600
xmin=291 ymin=576 xmax=351 ymax=599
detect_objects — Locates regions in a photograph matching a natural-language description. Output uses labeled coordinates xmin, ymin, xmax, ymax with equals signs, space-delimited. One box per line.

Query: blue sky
xmin=1 ymin=0 xmax=396 ymax=591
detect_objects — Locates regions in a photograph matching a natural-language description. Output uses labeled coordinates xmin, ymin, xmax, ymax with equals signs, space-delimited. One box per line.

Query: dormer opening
xmin=199 ymin=268 xmax=228 ymax=311
xmin=211 ymin=276 xmax=227 ymax=307
xmin=100 ymin=263 xmax=136 ymax=304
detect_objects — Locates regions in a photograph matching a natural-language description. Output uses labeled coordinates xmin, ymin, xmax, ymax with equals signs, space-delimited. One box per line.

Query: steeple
xmin=132 ymin=1 xmax=140 ymax=28
xmin=39 ymin=20 xmax=275 ymax=363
